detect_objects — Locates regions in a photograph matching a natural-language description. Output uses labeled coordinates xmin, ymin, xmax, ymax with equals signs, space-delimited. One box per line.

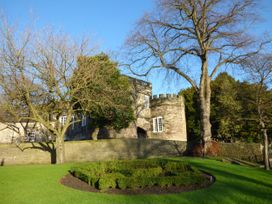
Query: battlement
xmin=150 ymin=93 xmax=187 ymax=141
xmin=150 ymin=94 xmax=184 ymax=107
xmin=151 ymin=94 xmax=179 ymax=100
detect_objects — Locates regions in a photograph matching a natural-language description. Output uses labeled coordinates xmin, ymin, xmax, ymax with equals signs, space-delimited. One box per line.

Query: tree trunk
xmin=56 ymin=135 xmax=65 ymax=164
xmin=199 ymin=58 xmax=212 ymax=155
xmin=260 ymin=121 xmax=270 ymax=170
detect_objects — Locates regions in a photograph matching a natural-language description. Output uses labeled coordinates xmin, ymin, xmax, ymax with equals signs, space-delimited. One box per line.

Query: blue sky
xmin=1 ymin=0 xmax=154 ymax=50
xmin=1 ymin=0 xmax=272 ymax=95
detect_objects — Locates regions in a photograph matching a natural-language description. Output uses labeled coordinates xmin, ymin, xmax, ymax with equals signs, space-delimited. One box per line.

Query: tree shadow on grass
xmin=189 ymin=160 xmax=272 ymax=189
xmin=157 ymin=158 xmax=272 ymax=203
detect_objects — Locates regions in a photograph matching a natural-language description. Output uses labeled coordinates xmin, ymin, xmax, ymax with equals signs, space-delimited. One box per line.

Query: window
xmin=152 ymin=116 xmax=163 ymax=133
xmin=144 ymin=95 xmax=150 ymax=109
xmin=26 ymin=128 xmax=36 ymax=142
xmin=71 ymin=115 xmax=75 ymax=130
xmin=81 ymin=114 xmax=87 ymax=127
xmin=59 ymin=115 xmax=67 ymax=126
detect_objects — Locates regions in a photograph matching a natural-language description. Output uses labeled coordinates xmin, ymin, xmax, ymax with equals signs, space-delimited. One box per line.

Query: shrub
xmin=191 ymin=143 xmax=204 ymax=156
xmin=132 ymin=167 xmax=163 ymax=177
xmin=206 ymin=141 xmax=220 ymax=156
xmin=117 ymin=177 xmax=136 ymax=189
xmin=164 ymin=161 xmax=190 ymax=172
xmin=73 ymin=169 xmax=91 ymax=185
xmin=70 ymin=158 xmax=205 ymax=191
xmin=98 ymin=173 xmax=124 ymax=190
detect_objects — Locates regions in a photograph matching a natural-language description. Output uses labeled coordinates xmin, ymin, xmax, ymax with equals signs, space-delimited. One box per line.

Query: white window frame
xmin=152 ymin=116 xmax=163 ymax=133
xmin=59 ymin=115 xmax=67 ymax=126
xmin=81 ymin=114 xmax=87 ymax=127
xmin=26 ymin=128 xmax=36 ymax=142
xmin=71 ymin=115 xmax=75 ymax=130
xmin=144 ymin=95 xmax=150 ymax=109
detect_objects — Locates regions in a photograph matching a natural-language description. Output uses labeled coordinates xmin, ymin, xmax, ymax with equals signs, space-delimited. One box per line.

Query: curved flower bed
xmin=70 ymin=159 xmax=208 ymax=191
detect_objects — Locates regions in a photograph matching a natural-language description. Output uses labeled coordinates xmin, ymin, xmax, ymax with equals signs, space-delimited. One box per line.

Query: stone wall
xmin=0 ymin=139 xmax=267 ymax=166
xmin=150 ymin=95 xmax=187 ymax=141
xmin=0 ymin=139 xmax=187 ymax=165
xmin=0 ymin=143 xmax=52 ymax=165
xmin=218 ymin=143 xmax=263 ymax=162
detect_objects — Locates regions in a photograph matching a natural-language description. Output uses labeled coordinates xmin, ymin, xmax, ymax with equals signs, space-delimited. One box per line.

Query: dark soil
xmin=60 ymin=173 xmax=215 ymax=195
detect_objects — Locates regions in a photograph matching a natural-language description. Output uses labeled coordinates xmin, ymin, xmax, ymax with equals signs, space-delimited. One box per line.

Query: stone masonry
xmin=150 ymin=94 xmax=187 ymax=141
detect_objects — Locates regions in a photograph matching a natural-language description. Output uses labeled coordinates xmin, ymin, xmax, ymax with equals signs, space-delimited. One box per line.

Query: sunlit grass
xmin=0 ymin=157 xmax=271 ymax=204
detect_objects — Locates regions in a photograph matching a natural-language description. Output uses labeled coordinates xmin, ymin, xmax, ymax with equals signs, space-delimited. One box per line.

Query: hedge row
xmin=218 ymin=143 xmax=263 ymax=163
xmin=70 ymin=158 xmax=205 ymax=191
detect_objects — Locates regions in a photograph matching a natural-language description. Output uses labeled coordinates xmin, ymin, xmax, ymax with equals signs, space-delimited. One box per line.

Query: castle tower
xmin=129 ymin=77 xmax=152 ymax=138
xmin=150 ymin=94 xmax=187 ymax=141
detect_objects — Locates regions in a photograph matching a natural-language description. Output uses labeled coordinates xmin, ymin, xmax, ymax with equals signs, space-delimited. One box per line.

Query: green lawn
xmin=0 ymin=157 xmax=271 ymax=204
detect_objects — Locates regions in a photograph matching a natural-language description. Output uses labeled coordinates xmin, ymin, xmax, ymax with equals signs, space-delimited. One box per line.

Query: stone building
xmin=120 ymin=77 xmax=187 ymax=141
xmin=65 ymin=77 xmax=187 ymax=141
xmin=0 ymin=122 xmax=50 ymax=143
xmin=0 ymin=77 xmax=187 ymax=143
xmin=150 ymin=94 xmax=187 ymax=141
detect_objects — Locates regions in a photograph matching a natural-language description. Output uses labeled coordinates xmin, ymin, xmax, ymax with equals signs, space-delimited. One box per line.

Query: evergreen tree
xmin=211 ymin=73 xmax=242 ymax=142
xmin=181 ymin=72 xmax=272 ymax=144
xmin=72 ymin=54 xmax=135 ymax=131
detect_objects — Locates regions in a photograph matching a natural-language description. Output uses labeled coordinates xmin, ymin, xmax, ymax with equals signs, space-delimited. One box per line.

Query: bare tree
xmin=0 ymin=23 xmax=133 ymax=163
xmin=241 ymin=54 xmax=272 ymax=170
xmin=0 ymin=22 xmax=89 ymax=163
xmin=0 ymin=20 xmax=131 ymax=164
xmin=124 ymin=0 xmax=265 ymax=153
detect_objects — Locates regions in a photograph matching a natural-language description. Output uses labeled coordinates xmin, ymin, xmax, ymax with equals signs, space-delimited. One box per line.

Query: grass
xmin=0 ymin=157 xmax=271 ymax=204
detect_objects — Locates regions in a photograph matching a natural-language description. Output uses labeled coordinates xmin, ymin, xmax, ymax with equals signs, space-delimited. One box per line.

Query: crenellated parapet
xmin=150 ymin=93 xmax=187 ymax=141
xmin=150 ymin=94 xmax=185 ymax=106
xmin=151 ymin=94 xmax=177 ymax=99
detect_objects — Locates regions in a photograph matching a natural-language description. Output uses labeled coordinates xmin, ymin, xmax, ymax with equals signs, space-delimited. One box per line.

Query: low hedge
xmin=70 ymin=158 xmax=206 ymax=191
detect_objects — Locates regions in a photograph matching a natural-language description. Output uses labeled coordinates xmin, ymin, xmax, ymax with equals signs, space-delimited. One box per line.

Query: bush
xmin=191 ymin=143 xmax=204 ymax=156
xmin=164 ymin=161 xmax=190 ymax=172
xmin=206 ymin=141 xmax=220 ymax=156
xmin=98 ymin=173 xmax=124 ymax=190
xmin=117 ymin=177 xmax=137 ymax=189
xmin=70 ymin=158 xmax=205 ymax=191
xmin=132 ymin=167 xmax=163 ymax=177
